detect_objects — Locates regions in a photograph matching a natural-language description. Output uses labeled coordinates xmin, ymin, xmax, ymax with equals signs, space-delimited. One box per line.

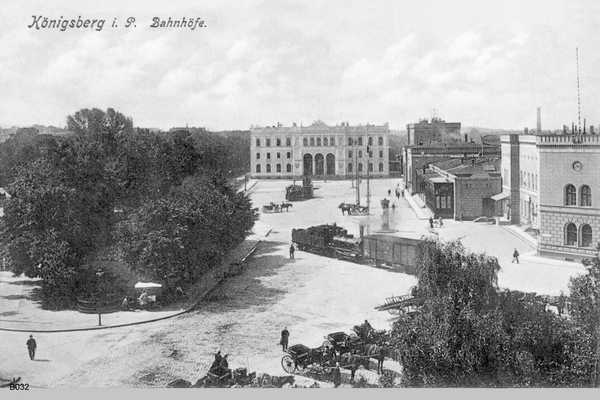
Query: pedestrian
xmin=138 ymin=290 xmax=148 ymax=308
xmin=512 ymin=248 xmax=520 ymax=264
xmin=26 ymin=334 xmax=37 ymax=360
xmin=377 ymin=346 xmax=385 ymax=374
xmin=220 ymin=354 xmax=229 ymax=369
xmin=401 ymin=189 xmax=404 ymax=197
xmin=280 ymin=326 xmax=290 ymax=351
xmin=289 ymin=244 xmax=295 ymax=259
xmin=210 ymin=350 xmax=222 ymax=371
xmin=460 ymin=212 xmax=464 ymax=223
xmin=121 ymin=296 xmax=129 ymax=311
xmin=438 ymin=216 xmax=443 ymax=228
xmin=391 ymin=203 xmax=396 ymax=211
xmin=429 ymin=216 xmax=434 ymax=229
xmin=332 ymin=362 xmax=342 ymax=388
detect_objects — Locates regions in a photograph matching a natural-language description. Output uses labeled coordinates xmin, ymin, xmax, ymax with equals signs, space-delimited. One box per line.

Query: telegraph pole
xmin=356 ymin=138 xmax=360 ymax=205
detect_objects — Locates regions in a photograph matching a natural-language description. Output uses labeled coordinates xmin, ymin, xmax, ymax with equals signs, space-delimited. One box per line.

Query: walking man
xmin=26 ymin=334 xmax=37 ymax=360
xmin=512 ymin=248 xmax=520 ymax=264
xmin=387 ymin=189 xmax=391 ymax=196
xmin=289 ymin=244 xmax=295 ymax=259
xmin=280 ymin=326 xmax=290 ymax=351
xmin=401 ymin=189 xmax=405 ymax=197
xmin=429 ymin=216 xmax=434 ymax=229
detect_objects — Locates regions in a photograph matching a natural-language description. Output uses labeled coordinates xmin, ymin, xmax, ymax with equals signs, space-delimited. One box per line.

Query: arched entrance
xmin=303 ymin=153 xmax=313 ymax=175
xmin=315 ymin=153 xmax=324 ymax=175
xmin=326 ymin=153 xmax=335 ymax=175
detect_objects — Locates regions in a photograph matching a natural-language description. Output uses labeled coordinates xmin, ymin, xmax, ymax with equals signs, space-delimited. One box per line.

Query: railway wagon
xmin=362 ymin=234 xmax=420 ymax=274
xmin=292 ymin=224 xmax=422 ymax=273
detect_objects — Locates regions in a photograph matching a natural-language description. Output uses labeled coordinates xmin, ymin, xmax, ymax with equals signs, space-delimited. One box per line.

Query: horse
xmin=340 ymin=351 xmax=370 ymax=381
xmin=338 ymin=203 xmax=353 ymax=216
xmin=361 ymin=344 xmax=393 ymax=374
xmin=280 ymin=202 xmax=293 ymax=212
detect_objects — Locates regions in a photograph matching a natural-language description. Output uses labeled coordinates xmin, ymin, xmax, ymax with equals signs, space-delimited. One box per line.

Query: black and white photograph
xmin=1 ymin=0 xmax=600 ymax=391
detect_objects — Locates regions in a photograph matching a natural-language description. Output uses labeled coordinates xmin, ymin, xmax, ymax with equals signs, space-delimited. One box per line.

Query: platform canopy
xmin=134 ymin=282 xmax=162 ymax=289
xmin=491 ymin=192 xmax=510 ymax=201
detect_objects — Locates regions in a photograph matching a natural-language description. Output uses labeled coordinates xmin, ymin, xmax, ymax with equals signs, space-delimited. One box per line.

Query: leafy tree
xmin=117 ymin=172 xmax=258 ymax=285
xmin=569 ymin=244 xmax=600 ymax=386
xmin=391 ymin=237 xmax=595 ymax=387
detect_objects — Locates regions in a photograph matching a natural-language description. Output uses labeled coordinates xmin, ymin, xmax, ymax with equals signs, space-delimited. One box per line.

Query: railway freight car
xmin=292 ymin=224 xmax=421 ymax=273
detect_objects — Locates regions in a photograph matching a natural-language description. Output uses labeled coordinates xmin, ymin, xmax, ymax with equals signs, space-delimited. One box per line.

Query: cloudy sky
xmin=1 ymin=0 xmax=599 ymax=131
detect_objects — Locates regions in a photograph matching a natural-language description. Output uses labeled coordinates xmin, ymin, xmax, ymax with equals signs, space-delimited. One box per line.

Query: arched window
xmin=581 ymin=185 xmax=592 ymax=207
xmin=358 ymin=137 xmax=363 ymax=146
xmin=310 ymin=137 xmax=315 ymax=146
xmin=266 ymin=164 xmax=271 ymax=173
xmin=378 ymin=137 xmax=383 ymax=146
xmin=256 ymin=164 xmax=261 ymax=173
xmin=286 ymin=163 xmax=291 ymax=172
xmin=368 ymin=163 xmax=373 ymax=172
xmin=348 ymin=137 xmax=353 ymax=146
xmin=368 ymin=137 xmax=373 ymax=146
xmin=330 ymin=136 xmax=335 ymax=146
xmin=581 ymin=224 xmax=593 ymax=247
xmin=256 ymin=138 xmax=261 ymax=147
xmin=379 ymin=163 xmax=384 ymax=172
xmin=323 ymin=137 xmax=328 ymax=146
xmin=276 ymin=164 xmax=281 ymax=172
xmin=286 ymin=137 xmax=291 ymax=146
xmin=348 ymin=163 xmax=353 ymax=172
xmin=566 ymin=223 xmax=577 ymax=246
xmin=266 ymin=138 xmax=271 ymax=147
xmin=317 ymin=137 xmax=321 ymax=146
xmin=303 ymin=138 xmax=308 ymax=146
xmin=565 ymin=184 xmax=576 ymax=205
xmin=358 ymin=163 xmax=363 ymax=172
xmin=276 ymin=138 xmax=281 ymax=146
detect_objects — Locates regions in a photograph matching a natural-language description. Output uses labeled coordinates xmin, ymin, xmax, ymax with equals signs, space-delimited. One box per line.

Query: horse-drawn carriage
xmin=338 ymin=202 xmax=369 ymax=216
xmin=261 ymin=202 xmax=293 ymax=213
xmin=281 ymin=344 xmax=337 ymax=375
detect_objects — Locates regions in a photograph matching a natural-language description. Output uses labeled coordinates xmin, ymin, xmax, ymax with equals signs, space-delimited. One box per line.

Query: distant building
xmin=406 ymin=117 xmax=462 ymax=146
xmin=500 ymin=126 xmax=600 ymax=261
xmin=417 ymin=157 xmax=502 ymax=219
xmin=250 ymin=120 xmax=390 ymax=179
xmin=403 ymin=141 xmax=501 ymax=195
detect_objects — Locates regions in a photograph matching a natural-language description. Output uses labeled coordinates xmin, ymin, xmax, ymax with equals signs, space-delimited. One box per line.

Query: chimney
xmin=464 ymin=134 xmax=468 ymax=142
xmin=572 ymin=122 xmax=575 ymax=134
xmin=584 ymin=119 xmax=586 ymax=134
xmin=537 ymin=107 xmax=541 ymax=133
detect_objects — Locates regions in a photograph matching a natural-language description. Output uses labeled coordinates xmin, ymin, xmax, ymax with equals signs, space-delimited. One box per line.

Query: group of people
xmin=429 ymin=216 xmax=444 ymax=229
xmin=209 ymin=350 xmax=231 ymax=376
xmin=121 ymin=290 xmax=154 ymax=311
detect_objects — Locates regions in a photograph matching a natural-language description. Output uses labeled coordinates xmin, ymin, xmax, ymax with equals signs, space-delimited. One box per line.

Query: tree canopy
xmin=391 ymin=238 xmax=595 ymax=387
xmin=0 ymin=108 xmax=256 ymax=307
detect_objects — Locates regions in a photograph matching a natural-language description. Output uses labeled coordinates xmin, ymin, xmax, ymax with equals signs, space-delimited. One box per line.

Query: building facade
xmin=501 ymin=132 xmax=600 ymax=261
xmin=403 ymin=141 xmax=501 ymax=194
xmin=250 ymin=121 xmax=390 ymax=179
xmin=406 ymin=117 xmax=462 ymax=146
xmin=417 ymin=158 xmax=502 ymax=219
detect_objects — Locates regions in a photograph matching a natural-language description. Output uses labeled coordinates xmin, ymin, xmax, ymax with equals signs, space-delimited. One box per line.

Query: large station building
xmin=499 ymin=127 xmax=600 ymax=261
xmin=250 ymin=120 xmax=390 ymax=179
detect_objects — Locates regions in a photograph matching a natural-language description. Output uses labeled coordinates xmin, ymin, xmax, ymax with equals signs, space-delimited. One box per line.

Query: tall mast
xmin=576 ymin=47 xmax=581 ymax=133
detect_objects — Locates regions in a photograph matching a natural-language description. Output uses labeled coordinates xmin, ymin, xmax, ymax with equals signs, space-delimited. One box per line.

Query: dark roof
xmin=429 ymin=158 xmax=501 ymax=178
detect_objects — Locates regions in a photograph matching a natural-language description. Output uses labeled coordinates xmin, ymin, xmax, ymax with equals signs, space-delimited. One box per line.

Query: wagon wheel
xmin=281 ymin=355 xmax=297 ymax=373
xmin=261 ymin=206 xmax=268 ymax=213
